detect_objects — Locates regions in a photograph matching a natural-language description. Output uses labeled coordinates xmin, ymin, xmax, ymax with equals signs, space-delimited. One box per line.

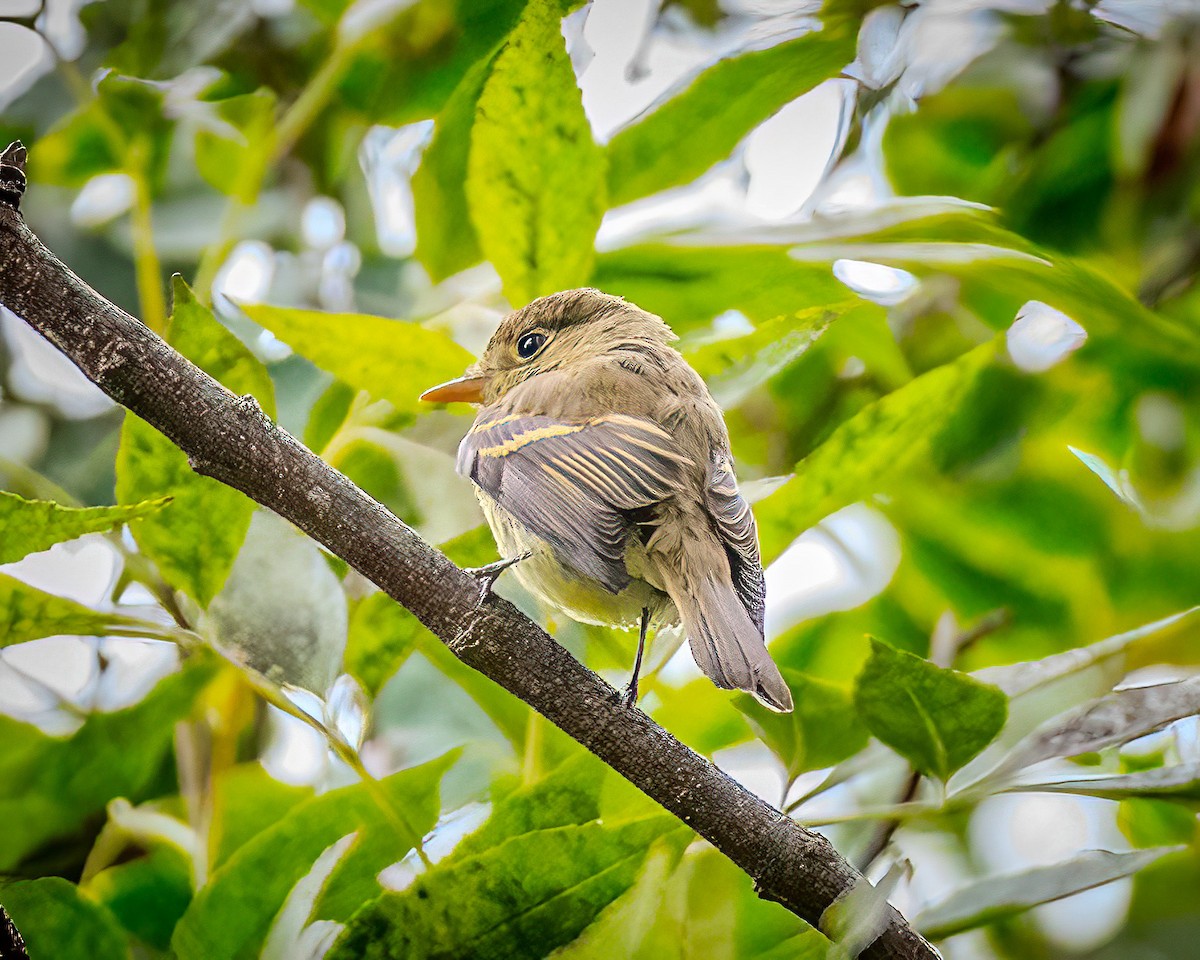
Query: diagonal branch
xmin=0 ymin=140 xmax=936 ymax=960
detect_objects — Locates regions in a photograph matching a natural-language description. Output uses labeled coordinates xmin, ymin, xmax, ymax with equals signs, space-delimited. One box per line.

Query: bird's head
xmin=419 ymin=288 xmax=676 ymax=406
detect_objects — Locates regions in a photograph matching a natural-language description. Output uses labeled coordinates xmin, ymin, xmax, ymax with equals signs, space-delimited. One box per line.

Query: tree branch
xmin=0 ymin=141 xmax=936 ymax=960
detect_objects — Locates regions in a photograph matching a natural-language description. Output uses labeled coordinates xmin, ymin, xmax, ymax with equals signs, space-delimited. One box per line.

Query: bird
xmin=420 ymin=288 xmax=793 ymax=713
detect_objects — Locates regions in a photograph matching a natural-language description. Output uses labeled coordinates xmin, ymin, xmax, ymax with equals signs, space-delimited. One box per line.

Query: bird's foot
xmin=465 ymin=552 xmax=531 ymax=606
xmin=621 ymin=678 xmax=640 ymax=709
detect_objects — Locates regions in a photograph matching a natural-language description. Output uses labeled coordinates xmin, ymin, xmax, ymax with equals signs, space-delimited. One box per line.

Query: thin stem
xmin=191 ymin=43 xmax=353 ymax=300
xmin=522 ymin=710 xmax=544 ymax=785
xmin=128 ymin=141 xmax=166 ymax=334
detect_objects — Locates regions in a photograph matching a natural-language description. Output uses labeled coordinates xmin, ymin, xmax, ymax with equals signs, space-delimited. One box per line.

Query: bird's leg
xmin=465 ymin=552 xmax=531 ymax=605
xmin=623 ymin=607 xmax=651 ymax=708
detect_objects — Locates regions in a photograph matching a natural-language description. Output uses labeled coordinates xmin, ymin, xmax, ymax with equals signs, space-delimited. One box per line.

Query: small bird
xmin=420 ymin=289 xmax=793 ymax=712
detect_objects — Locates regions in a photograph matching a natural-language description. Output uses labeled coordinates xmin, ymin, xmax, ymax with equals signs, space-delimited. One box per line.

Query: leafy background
xmin=1 ymin=0 xmax=1200 ymax=957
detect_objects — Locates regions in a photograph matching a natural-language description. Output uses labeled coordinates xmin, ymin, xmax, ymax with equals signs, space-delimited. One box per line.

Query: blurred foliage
xmin=2 ymin=0 xmax=1200 ymax=958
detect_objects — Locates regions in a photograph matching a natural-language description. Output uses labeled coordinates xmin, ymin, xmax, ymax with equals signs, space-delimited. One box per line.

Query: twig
xmin=0 ymin=140 xmax=936 ymax=960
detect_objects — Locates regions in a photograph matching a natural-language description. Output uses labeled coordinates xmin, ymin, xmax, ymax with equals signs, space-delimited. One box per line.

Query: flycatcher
xmin=420 ymin=289 xmax=793 ymax=713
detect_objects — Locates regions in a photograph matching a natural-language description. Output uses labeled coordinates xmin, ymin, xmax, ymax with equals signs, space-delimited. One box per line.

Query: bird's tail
xmin=661 ymin=559 xmax=793 ymax=712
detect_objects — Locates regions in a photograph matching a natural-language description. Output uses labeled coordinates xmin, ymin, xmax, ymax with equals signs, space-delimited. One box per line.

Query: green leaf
xmin=172 ymin=752 xmax=457 ymax=960
xmin=605 ymin=24 xmax=854 ymax=206
xmin=0 ymin=491 xmax=170 ymax=565
xmin=335 ymin=0 xmax=524 ymax=126
xmin=241 ymin=303 xmax=473 ymax=415
xmin=914 ymin=848 xmax=1183 ymax=941
xmin=0 ymin=663 xmax=215 ymax=871
xmin=0 ymin=878 xmax=130 ymax=960
xmin=412 ymin=53 xmax=494 ymax=281
xmin=345 ymin=590 xmax=423 ymax=697
xmin=737 ymin=671 xmax=868 ymax=782
xmin=466 ymin=0 xmax=607 ymax=304
xmin=330 ymin=815 xmax=687 ymax=959
xmin=591 ymin=245 xmax=853 ymax=333
xmin=459 ymin=754 xmax=607 ymax=859
xmin=211 ymin=763 xmax=312 ymax=869
xmin=32 ymin=73 xmax=172 ymax=189
xmin=303 ymin=379 xmax=357 ymax=455
xmin=544 ymin=839 xmax=681 ymax=959
xmin=0 ymin=573 xmax=156 ymax=649
xmin=754 ymin=340 xmax=998 ymax=562
xmin=88 ymin=845 xmax=193 ymax=951
xmin=686 ymin=300 xmax=872 ymax=408
xmin=854 ymin=638 xmax=1007 ymax=781
xmin=194 ymin=89 xmax=277 ymax=202
xmin=117 ymin=278 xmax=275 ymax=606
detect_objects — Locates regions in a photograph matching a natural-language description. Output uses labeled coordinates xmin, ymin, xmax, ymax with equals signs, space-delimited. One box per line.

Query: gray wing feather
xmin=706 ymin=453 xmax=766 ymax=636
xmin=458 ymin=413 xmax=690 ymax=592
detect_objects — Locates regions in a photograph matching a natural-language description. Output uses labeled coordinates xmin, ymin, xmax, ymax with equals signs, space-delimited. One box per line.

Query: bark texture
xmin=0 ymin=141 xmax=937 ymax=960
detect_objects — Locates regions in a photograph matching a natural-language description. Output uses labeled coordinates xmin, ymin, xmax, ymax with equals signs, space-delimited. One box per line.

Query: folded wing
xmin=457 ymin=412 xmax=691 ymax=592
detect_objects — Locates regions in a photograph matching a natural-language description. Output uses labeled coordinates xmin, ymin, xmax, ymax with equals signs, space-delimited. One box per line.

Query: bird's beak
xmin=419 ymin=374 xmax=487 ymax=404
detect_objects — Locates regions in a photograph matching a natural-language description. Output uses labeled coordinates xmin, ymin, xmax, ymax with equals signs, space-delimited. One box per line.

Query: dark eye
xmin=517 ymin=331 xmax=546 ymax=359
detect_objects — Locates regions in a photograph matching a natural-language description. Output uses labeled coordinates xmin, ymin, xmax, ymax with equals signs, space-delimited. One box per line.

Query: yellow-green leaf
xmin=241 ymin=303 xmax=474 ymax=414
xmin=466 ymin=0 xmax=606 ymax=304
xmin=0 ymin=491 xmax=170 ymax=565
xmin=0 ymin=573 xmax=156 ymax=649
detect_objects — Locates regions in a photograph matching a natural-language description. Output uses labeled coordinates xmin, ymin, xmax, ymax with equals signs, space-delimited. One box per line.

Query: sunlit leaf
xmin=604 ymin=24 xmax=855 ymax=207
xmin=117 ymin=278 xmax=275 ymax=606
xmin=241 ymin=303 xmax=472 ymax=415
xmin=0 ymin=877 xmax=130 ymax=960
xmin=0 ymin=573 xmax=157 ymax=649
xmin=914 ymin=848 xmax=1183 ymax=941
xmin=0 ymin=491 xmax=170 ymax=565
xmin=0 ymin=662 xmax=215 ymax=871
xmin=755 ymin=340 xmax=998 ymax=561
xmin=466 ymin=0 xmax=606 ymax=303
xmin=737 ymin=670 xmax=868 ymax=782
xmin=854 ymin=637 xmax=1007 ymax=781
xmin=172 ymin=752 xmax=457 ymax=960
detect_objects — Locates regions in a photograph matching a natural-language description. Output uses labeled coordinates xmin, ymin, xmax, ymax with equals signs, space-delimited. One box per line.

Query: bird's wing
xmin=457 ymin=412 xmax=692 ymax=592
xmin=705 ymin=453 xmax=766 ymax=635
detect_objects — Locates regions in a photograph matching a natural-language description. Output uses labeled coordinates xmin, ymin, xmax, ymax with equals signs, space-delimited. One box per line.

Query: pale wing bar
xmin=458 ymin=413 xmax=691 ymax=592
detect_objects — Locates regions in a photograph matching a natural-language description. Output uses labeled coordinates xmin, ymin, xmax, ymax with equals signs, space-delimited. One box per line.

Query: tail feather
xmin=663 ymin=565 xmax=793 ymax=713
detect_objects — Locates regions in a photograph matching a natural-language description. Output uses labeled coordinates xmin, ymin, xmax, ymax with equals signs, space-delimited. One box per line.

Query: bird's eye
xmin=517 ymin=331 xmax=547 ymax=359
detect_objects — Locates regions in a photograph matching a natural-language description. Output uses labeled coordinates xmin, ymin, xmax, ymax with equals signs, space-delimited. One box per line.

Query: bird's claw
xmin=621 ymin=681 xmax=639 ymax=709
xmin=465 ymin=552 xmax=531 ymax=606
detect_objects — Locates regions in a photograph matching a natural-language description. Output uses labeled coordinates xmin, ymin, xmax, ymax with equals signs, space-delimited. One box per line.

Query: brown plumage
xmin=421 ymin=289 xmax=793 ymax=712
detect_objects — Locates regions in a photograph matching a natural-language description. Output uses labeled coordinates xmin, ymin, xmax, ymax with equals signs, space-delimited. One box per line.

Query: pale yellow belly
xmin=477 ymin=492 xmax=677 ymax=630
